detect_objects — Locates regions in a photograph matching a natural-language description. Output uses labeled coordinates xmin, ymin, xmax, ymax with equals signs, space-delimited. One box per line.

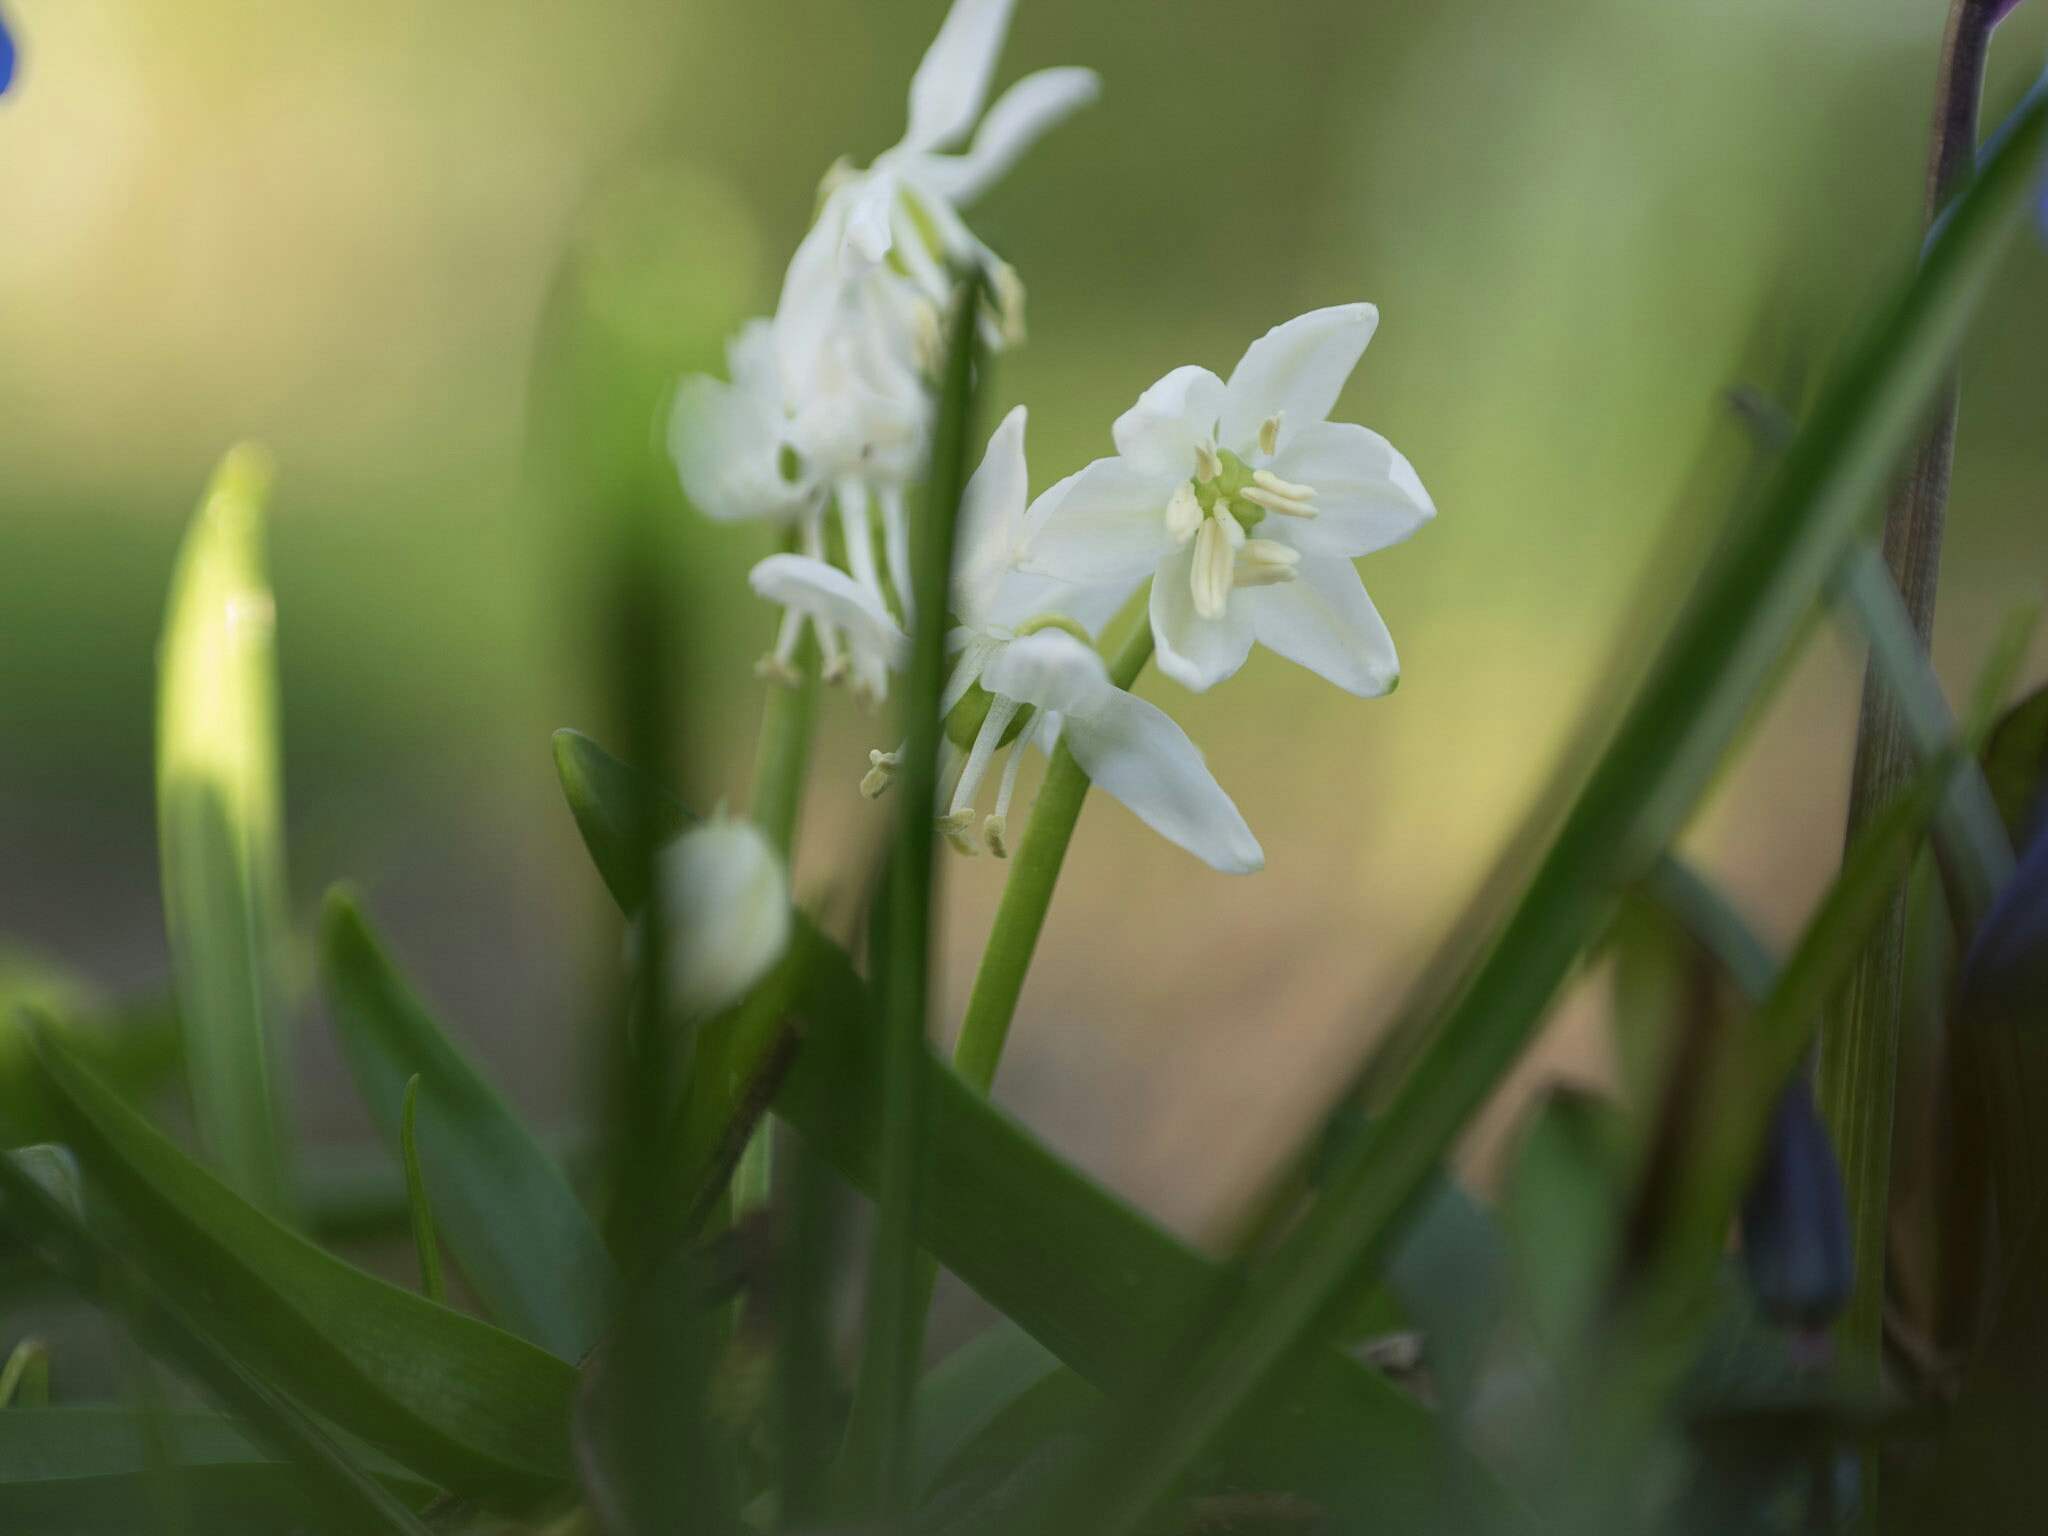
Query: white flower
xmin=669 ymin=319 xmax=823 ymax=530
xmin=864 ymin=406 xmax=1262 ymax=875
xmin=657 ymin=816 xmax=791 ymax=1022
xmin=749 ymin=551 xmax=908 ymax=704
xmin=1018 ymin=304 xmax=1436 ymax=696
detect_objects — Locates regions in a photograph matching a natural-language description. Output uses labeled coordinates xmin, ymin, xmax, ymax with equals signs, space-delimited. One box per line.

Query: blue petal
xmin=1960 ymin=812 xmax=2048 ymax=1026
xmin=0 ymin=11 xmax=15 ymax=97
xmin=1738 ymin=1075 xmax=1854 ymax=1331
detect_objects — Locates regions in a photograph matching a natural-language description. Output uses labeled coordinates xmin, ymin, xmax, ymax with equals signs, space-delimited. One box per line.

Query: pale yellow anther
xmin=983 ymin=813 xmax=1009 ymax=858
xmin=938 ymin=808 xmax=980 ymax=856
xmin=1164 ymin=480 xmax=1203 ymax=545
xmin=1253 ymin=468 xmax=1315 ymax=501
xmin=1258 ymin=413 xmax=1283 ymax=456
xmin=756 ymin=654 xmax=804 ymax=688
xmin=820 ymin=653 xmax=851 ymax=684
xmin=1241 ymin=485 xmax=1317 ymax=519
xmin=860 ymin=748 xmax=900 ymax=799
xmin=1191 ymin=517 xmax=1237 ymax=620
xmin=1234 ymin=539 xmax=1301 ymax=588
xmin=1193 ymin=440 xmax=1223 ymax=484
xmin=991 ymin=262 xmax=1027 ymax=347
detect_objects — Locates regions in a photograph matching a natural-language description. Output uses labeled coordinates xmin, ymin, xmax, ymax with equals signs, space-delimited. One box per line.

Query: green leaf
xmin=320 ymin=887 xmax=617 ymax=1361
xmin=0 ymin=1146 xmax=438 ymax=1536
xmin=1964 ymin=587 xmax=2042 ymax=754
xmin=0 ymin=1409 xmax=436 ymax=1533
xmin=553 ymin=728 xmax=693 ymax=912
xmin=399 ymin=1075 xmax=444 ymax=1305
xmin=155 ymin=444 xmax=291 ymax=1215
xmin=22 ymin=1031 xmax=577 ymax=1498
xmin=915 ymin=1322 xmax=1071 ymax=1501
xmin=555 ymin=731 xmax=1523 ymax=1531
xmin=1050 ymin=68 xmax=2048 ymax=1536
xmin=1502 ymin=1088 xmax=1631 ymax=1360
xmin=1980 ymin=678 xmax=2048 ymax=837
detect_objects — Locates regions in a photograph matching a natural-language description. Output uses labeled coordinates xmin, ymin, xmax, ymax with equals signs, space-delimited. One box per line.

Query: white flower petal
xmin=1014 ymin=457 xmax=1176 ymax=587
xmin=1239 ymin=553 xmax=1398 ymax=697
xmin=1268 ymin=420 xmax=1435 ymax=558
xmin=952 ymin=405 xmax=1030 ymax=630
xmin=1219 ymin=303 xmax=1380 ymax=456
xmin=749 ymin=553 xmax=909 ymax=671
xmin=659 ymin=818 xmax=791 ymax=1021
xmin=914 ymin=67 xmax=1102 ymax=205
xmin=978 ymin=627 xmax=1115 ymax=718
xmin=988 ymin=567 xmax=1139 ymax=636
xmin=669 ymin=374 xmax=809 ymax=525
xmin=840 ymin=173 xmax=900 ymax=273
xmin=1149 ymin=541 xmax=1255 ymax=693
xmin=902 ymin=0 xmax=1017 ymax=154
xmin=726 ymin=317 xmax=781 ymax=402
xmin=1061 ymin=691 xmax=1264 ymax=874
xmin=1112 ymin=365 xmax=1228 ymax=478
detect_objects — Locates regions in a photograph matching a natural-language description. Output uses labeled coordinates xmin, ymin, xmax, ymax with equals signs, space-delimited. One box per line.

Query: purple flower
xmin=1739 ymin=1075 xmax=1854 ymax=1332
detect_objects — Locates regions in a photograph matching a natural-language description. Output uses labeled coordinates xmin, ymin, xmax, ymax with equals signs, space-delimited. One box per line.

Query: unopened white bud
xmin=654 ymin=817 xmax=790 ymax=1022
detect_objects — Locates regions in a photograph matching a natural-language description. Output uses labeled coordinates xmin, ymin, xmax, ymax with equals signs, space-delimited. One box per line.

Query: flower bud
xmin=1738 ymin=1075 xmax=1853 ymax=1332
xmin=656 ymin=817 xmax=790 ymax=1022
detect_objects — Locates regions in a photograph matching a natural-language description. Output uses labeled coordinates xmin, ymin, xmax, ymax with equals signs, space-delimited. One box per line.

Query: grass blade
xmin=398 ymin=1075 xmax=444 ymax=1305
xmin=155 ymin=444 xmax=291 ymax=1215
xmin=320 ymin=887 xmax=617 ymax=1360
xmin=1051 ymin=69 xmax=2048 ymax=1536
xmin=23 ymin=1028 xmax=577 ymax=1497
xmin=855 ymin=270 xmax=986 ymax=1516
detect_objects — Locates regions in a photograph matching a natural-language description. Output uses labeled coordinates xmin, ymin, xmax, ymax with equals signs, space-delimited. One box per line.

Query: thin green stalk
xmin=953 ymin=618 xmax=1156 ymax=1090
xmin=1820 ymin=0 xmax=2008 ymax=1379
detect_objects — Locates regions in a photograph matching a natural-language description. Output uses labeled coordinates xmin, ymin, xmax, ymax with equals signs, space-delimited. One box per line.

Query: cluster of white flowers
xmin=670 ymin=0 xmax=1434 ymax=877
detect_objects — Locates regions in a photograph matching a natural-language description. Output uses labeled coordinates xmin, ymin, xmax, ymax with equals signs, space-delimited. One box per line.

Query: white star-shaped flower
xmin=1018 ymin=304 xmax=1435 ymax=695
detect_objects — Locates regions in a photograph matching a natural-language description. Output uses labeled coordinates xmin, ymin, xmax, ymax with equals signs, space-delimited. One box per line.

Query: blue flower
xmin=1960 ymin=811 xmax=2048 ymax=1027
xmin=1739 ymin=1074 xmax=1853 ymax=1331
xmin=0 ymin=9 xmax=15 ymax=97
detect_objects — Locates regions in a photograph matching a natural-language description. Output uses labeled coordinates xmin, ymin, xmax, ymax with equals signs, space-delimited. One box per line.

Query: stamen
xmin=1253 ymin=468 xmax=1315 ymax=501
xmin=948 ymin=696 xmax=1020 ymax=817
xmin=1164 ymin=480 xmax=1203 ymax=545
xmin=817 ymin=621 xmax=848 ymax=684
xmin=1241 ymin=486 xmax=1317 ymax=519
xmin=879 ymin=482 xmax=914 ymax=627
xmin=985 ymin=716 xmax=1040 ymax=858
xmin=1234 ymin=539 xmax=1301 ymax=588
xmin=756 ymin=609 xmax=807 ymax=687
xmin=1258 ymin=412 xmax=1283 ymax=456
xmin=991 ymin=261 xmax=1027 ymax=347
xmin=836 ymin=478 xmax=885 ymax=605
xmin=910 ymin=300 xmax=943 ymax=378
xmin=1193 ymin=440 xmax=1223 ymax=484
xmin=937 ymin=809 xmax=980 ymax=856
xmin=860 ymin=747 xmax=902 ymax=799
xmin=1191 ymin=517 xmax=1238 ymax=620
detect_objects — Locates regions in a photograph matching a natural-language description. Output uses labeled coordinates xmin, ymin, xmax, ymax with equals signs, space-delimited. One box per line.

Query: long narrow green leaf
xmin=0 ymin=1149 xmax=438 ymax=1536
xmin=23 ymin=1031 xmax=577 ymax=1498
xmin=554 ymin=731 xmax=1522 ymax=1530
xmin=856 ymin=271 xmax=987 ymax=1516
xmin=1055 ymin=70 xmax=2048 ymax=1536
xmin=0 ymin=1409 xmax=436 ymax=1533
xmin=398 ymin=1076 xmax=444 ymax=1305
xmin=155 ymin=444 xmax=291 ymax=1215
xmin=321 ymin=887 xmax=617 ymax=1360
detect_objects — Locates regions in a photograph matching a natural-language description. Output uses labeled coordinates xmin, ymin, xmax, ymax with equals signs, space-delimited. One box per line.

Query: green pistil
xmin=1197 ymin=449 xmax=1264 ymax=533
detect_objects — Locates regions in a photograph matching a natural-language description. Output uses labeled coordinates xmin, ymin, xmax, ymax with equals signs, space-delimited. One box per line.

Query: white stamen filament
xmin=948 ymin=696 xmax=1020 ymax=819
xmin=1191 ymin=516 xmax=1242 ymax=620
xmin=1233 ymin=539 xmax=1301 ymax=588
xmin=836 ymin=478 xmax=886 ymax=605
xmin=985 ymin=714 xmax=1041 ymax=857
xmin=1258 ymin=412 xmax=1283 ymax=456
xmin=1193 ymin=440 xmax=1223 ymax=484
xmin=1164 ymin=480 xmax=1203 ymax=545
xmin=756 ymin=609 xmax=807 ymax=687
xmin=817 ymin=621 xmax=847 ymax=683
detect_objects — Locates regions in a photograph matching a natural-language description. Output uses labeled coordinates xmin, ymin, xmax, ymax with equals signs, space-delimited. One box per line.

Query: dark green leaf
xmin=24 ymin=1031 xmax=577 ymax=1498
xmin=321 ymin=888 xmax=617 ymax=1360
xmin=1981 ymin=679 xmax=2048 ymax=837
xmin=915 ymin=1322 xmax=1070 ymax=1500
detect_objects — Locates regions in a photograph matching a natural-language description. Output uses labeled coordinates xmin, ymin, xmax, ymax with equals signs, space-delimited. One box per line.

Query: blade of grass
xmin=1048 ymin=69 xmax=2048 ymax=1536
xmin=155 ymin=444 xmax=291 ymax=1216
xmin=0 ymin=1340 xmax=47 ymax=1408
xmin=398 ymin=1076 xmax=444 ymax=1305
xmin=22 ymin=1027 xmax=576 ymax=1497
xmin=320 ymin=888 xmax=617 ymax=1360
xmin=855 ymin=268 xmax=987 ymax=1518
xmin=0 ymin=1149 xmax=437 ymax=1536
xmin=1642 ymin=856 xmax=1778 ymax=1006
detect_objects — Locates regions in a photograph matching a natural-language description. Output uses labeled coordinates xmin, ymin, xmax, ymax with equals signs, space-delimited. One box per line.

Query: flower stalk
xmin=1818 ymin=0 xmax=2009 ymax=1375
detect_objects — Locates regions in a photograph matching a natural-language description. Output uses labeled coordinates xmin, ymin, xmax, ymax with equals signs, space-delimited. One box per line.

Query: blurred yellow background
xmin=3 ymin=0 xmax=2046 ymax=1246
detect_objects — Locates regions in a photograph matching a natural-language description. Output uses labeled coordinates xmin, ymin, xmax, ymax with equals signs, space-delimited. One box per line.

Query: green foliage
xmin=321 ymin=888 xmax=617 ymax=1360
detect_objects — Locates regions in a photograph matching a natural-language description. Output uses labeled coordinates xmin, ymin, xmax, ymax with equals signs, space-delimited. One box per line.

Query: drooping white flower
xmin=863 ymin=406 xmax=1262 ymax=875
xmin=1018 ymin=304 xmax=1436 ymax=696
xmin=749 ymin=551 xmax=908 ymax=703
xmin=669 ymin=319 xmax=824 ymax=531
xmin=658 ymin=815 xmax=791 ymax=1022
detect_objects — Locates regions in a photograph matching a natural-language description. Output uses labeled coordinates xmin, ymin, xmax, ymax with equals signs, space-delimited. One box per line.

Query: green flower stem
xmin=952 ymin=617 xmax=1156 ymax=1092
xmin=1819 ymin=0 xmax=2005 ymax=1379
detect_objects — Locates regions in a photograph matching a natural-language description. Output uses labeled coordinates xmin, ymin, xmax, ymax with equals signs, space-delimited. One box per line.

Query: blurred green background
xmin=2 ymin=0 xmax=2046 ymax=1244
